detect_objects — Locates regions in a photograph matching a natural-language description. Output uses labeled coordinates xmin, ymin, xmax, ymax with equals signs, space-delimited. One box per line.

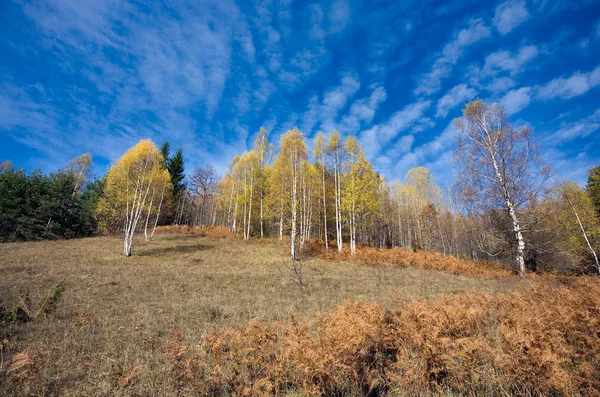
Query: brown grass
xmin=0 ymin=233 xmax=551 ymax=396
xmin=154 ymin=225 xmax=236 ymax=239
xmin=313 ymin=242 xmax=512 ymax=278
xmin=165 ymin=277 xmax=600 ymax=396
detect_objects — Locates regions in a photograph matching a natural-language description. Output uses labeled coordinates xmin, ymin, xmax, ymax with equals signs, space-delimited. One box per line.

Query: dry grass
xmin=311 ymin=242 xmax=512 ymax=278
xmin=161 ymin=277 xmax=600 ymax=396
xmin=154 ymin=225 xmax=236 ymax=239
xmin=0 ymin=234 xmax=519 ymax=395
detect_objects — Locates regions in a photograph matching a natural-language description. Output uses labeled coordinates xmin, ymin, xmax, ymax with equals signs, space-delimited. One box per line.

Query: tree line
xmin=1 ymin=100 xmax=599 ymax=275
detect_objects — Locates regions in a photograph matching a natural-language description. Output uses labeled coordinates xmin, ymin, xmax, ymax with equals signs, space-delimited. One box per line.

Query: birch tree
xmin=453 ymin=100 xmax=549 ymax=277
xmin=314 ymin=131 xmax=329 ymax=249
xmin=254 ymin=127 xmax=272 ymax=238
xmin=341 ymin=137 xmax=379 ymax=255
xmin=278 ymin=128 xmax=308 ymax=260
xmin=98 ymin=140 xmax=169 ymax=256
xmin=68 ymin=153 xmax=92 ymax=195
xmin=327 ymin=130 xmax=345 ymax=252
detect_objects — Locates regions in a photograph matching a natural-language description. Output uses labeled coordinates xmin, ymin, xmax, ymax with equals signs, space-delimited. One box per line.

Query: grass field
xmin=1 ymin=234 xmax=598 ymax=396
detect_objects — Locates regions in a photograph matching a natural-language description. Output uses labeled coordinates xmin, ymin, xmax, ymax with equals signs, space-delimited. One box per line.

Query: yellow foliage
xmin=96 ymin=140 xmax=171 ymax=233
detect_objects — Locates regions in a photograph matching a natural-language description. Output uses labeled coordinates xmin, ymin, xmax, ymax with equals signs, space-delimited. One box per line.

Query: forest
xmin=2 ymin=100 xmax=599 ymax=276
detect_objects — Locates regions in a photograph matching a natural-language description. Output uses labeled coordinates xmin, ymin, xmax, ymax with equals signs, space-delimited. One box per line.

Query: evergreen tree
xmin=160 ymin=142 xmax=171 ymax=167
xmin=168 ymin=148 xmax=185 ymax=198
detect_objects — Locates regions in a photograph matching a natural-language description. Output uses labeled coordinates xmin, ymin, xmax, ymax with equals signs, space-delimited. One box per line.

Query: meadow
xmin=1 ymin=231 xmax=599 ymax=396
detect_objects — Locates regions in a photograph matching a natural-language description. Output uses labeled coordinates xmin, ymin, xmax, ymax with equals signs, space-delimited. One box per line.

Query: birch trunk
xmin=290 ymin=156 xmax=298 ymax=260
xmin=563 ymin=189 xmax=600 ymax=274
xmin=149 ymin=186 xmax=165 ymax=240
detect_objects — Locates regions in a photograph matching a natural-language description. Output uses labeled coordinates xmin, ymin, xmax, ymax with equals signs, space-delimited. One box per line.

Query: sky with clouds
xmin=1 ymin=0 xmax=599 ymax=185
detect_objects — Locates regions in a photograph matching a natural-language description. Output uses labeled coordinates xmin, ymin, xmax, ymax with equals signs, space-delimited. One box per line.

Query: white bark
xmin=149 ymin=186 xmax=165 ymax=240
xmin=246 ymin=174 xmax=254 ymax=240
xmin=563 ymin=189 xmax=600 ymax=275
xmin=322 ymin=161 xmax=328 ymax=249
xmin=124 ymin=161 xmax=153 ymax=257
xmin=290 ymin=154 xmax=298 ymax=260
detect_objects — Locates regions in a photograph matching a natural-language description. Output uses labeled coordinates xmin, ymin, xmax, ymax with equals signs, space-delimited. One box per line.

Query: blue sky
xmin=1 ymin=0 xmax=599 ymax=185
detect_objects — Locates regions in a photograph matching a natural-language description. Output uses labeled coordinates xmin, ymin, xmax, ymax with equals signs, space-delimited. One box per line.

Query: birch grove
xmin=82 ymin=108 xmax=598 ymax=275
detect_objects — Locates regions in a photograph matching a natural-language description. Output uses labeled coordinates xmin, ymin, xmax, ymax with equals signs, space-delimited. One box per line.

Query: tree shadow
xmin=137 ymin=243 xmax=213 ymax=256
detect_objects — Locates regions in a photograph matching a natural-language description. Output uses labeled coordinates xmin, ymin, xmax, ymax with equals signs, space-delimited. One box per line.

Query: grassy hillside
xmin=1 ymin=234 xmax=598 ymax=395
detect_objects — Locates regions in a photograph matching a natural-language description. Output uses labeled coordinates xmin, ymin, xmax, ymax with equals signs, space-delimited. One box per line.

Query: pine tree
xmin=160 ymin=142 xmax=171 ymax=166
xmin=168 ymin=149 xmax=185 ymax=198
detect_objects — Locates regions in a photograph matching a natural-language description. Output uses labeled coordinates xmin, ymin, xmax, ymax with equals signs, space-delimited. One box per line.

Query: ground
xmin=0 ymin=234 xmax=519 ymax=395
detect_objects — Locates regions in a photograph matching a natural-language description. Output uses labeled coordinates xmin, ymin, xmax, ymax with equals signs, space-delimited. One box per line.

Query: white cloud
xmin=485 ymin=76 xmax=517 ymax=93
xmin=395 ymin=123 xmax=457 ymax=178
xmin=340 ymin=86 xmax=387 ymax=133
xmin=493 ymin=0 xmax=530 ymax=35
xmin=323 ymin=75 xmax=360 ymax=109
xmin=329 ymin=0 xmax=351 ymax=33
xmin=300 ymin=74 xmax=361 ymax=134
xmin=483 ymin=45 xmax=539 ymax=76
xmin=389 ymin=135 xmax=415 ymax=156
xmin=435 ymin=84 xmax=477 ymax=118
xmin=500 ymin=87 xmax=532 ymax=114
xmin=547 ymin=109 xmax=600 ymax=144
xmin=360 ymin=100 xmax=431 ymax=158
xmin=415 ymin=18 xmax=491 ymax=96
xmin=537 ymin=66 xmax=600 ymax=100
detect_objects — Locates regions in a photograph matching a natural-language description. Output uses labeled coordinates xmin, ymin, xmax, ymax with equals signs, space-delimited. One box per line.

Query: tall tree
xmin=254 ymin=127 xmax=271 ymax=238
xmin=314 ymin=131 xmax=329 ymax=249
xmin=160 ymin=142 xmax=170 ymax=166
xmin=453 ymin=100 xmax=549 ymax=277
xmin=278 ymin=128 xmax=308 ymax=260
xmin=190 ymin=165 xmax=217 ymax=226
xmin=327 ymin=130 xmax=345 ymax=252
xmin=96 ymin=140 xmax=170 ymax=256
xmin=68 ymin=153 xmax=92 ymax=195
xmin=587 ymin=166 xmax=600 ymax=218
xmin=341 ymin=137 xmax=379 ymax=256
xmin=168 ymin=148 xmax=185 ymax=199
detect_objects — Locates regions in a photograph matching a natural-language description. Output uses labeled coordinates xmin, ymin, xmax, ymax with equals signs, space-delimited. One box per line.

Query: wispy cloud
xmin=482 ymin=45 xmax=539 ymax=76
xmin=537 ymin=66 xmax=600 ymax=100
xmin=500 ymin=87 xmax=532 ymax=114
xmin=395 ymin=123 xmax=457 ymax=181
xmin=493 ymin=0 xmax=530 ymax=35
xmin=340 ymin=86 xmax=387 ymax=133
xmin=300 ymin=73 xmax=361 ymax=134
xmin=546 ymin=109 xmax=600 ymax=144
xmin=435 ymin=84 xmax=477 ymax=118
xmin=360 ymin=100 xmax=431 ymax=159
xmin=415 ymin=18 xmax=491 ymax=96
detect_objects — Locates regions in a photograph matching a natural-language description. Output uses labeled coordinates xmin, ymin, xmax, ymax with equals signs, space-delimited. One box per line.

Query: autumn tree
xmin=453 ymin=100 xmax=549 ymax=277
xmin=190 ymin=165 xmax=218 ymax=226
xmin=587 ymin=166 xmax=600 ymax=218
xmin=254 ymin=127 xmax=272 ymax=238
xmin=68 ymin=153 xmax=92 ymax=195
xmin=327 ymin=130 xmax=345 ymax=252
xmin=314 ymin=131 xmax=329 ymax=249
xmin=96 ymin=140 xmax=171 ymax=256
xmin=556 ymin=180 xmax=600 ymax=274
xmin=0 ymin=161 xmax=12 ymax=173
xmin=278 ymin=128 xmax=308 ymax=259
xmin=341 ymin=137 xmax=379 ymax=255
xmin=267 ymin=148 xmax=289 ymax=240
